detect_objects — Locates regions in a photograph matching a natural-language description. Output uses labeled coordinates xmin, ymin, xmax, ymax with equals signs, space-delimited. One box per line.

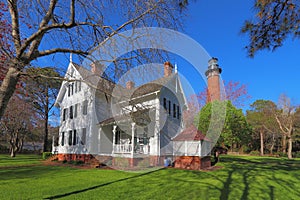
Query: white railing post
xmin=131 ymin=122 xmax=136 ymax=157
xmin=112 ymin=125 xmax=117 ymax=154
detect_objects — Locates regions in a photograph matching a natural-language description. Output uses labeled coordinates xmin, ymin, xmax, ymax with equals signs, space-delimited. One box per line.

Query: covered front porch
xmin=99 ymin=117 xmax=156 ymax=158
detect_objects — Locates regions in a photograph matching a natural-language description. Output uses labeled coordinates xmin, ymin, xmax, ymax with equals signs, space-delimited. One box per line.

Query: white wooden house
xmin=53 ymin=60 xmax=187 ymax=167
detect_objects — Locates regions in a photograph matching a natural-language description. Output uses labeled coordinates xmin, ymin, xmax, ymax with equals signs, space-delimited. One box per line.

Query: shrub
xmin=276 ymin=152 xmax=287 ymax=157
xmin=292 ymin=151 xmax=300 ymax=158
xmin=75 ymin=160 xmax=84 ymax=165
xmin=42 ymin=152 xmax=52 ymax=160
xmin=249 ymin=150 xmax=260 ymax=156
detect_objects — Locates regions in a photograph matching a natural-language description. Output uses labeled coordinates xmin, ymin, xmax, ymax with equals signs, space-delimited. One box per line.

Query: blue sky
xmin=46 ymin=0 xmax=299 ymax=126
xmin=45 ymin=0 xmax=299 ymax=107
xmin=180 ymin=0 xmax=300 ymax=107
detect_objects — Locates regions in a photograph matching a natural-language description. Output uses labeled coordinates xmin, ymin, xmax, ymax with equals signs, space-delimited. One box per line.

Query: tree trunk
xmin=270 ymin=133 xmax=275 ymax=155
xmin=287 ymin=135 xmax=293 ymax=159
xmin=0 ymin=66 xmax=21 ymax=120
xmin=43 ymin=87 xmax=49 ymax=152
xmin=260 ymin=129 xmax=264 ymax=156
xmin=10 ymin=146 xmax=16 ymax=157
xmin=282 ymin=134 xmax=287 ymax=153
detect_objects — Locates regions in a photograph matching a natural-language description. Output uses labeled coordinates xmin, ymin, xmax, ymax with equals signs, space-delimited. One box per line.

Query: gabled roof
xmin=73 ymin=62 xmax=177 ymax=99
xmin=121 ymin=74 xmax=176 ymax=99
xmin=72 ymin=62 xmax=117 ymax=95
xmin=172 ymin=125 xmax=210 ymax=141
xmin=56 ymin=61 xmax=187 ymax=108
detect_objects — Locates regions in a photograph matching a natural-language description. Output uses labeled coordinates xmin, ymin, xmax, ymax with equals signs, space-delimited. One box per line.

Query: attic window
xmin=68 ymin=83 xmax=74 ymax=96
xmin=75 ymin=81 xmax=81 ymax=93
xmin=168 ymin=100 xmax=171 ymax=115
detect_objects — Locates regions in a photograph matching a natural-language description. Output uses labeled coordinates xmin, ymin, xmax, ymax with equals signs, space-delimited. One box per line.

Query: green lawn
xmin=0 ymin=154 xmax=42 ymax=167
xmin=0 ymin=154 xmax=300 ymax=200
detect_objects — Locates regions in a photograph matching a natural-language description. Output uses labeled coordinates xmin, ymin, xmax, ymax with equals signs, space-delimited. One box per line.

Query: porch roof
xmin=172 ymin=125 xmax=210 ymax=142
xmin=98 ymin=109 xmax=151 ymax=126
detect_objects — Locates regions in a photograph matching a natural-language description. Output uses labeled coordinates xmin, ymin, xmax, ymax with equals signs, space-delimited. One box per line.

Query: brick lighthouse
xmin=205 ymin=57 xmax=222 ymax=102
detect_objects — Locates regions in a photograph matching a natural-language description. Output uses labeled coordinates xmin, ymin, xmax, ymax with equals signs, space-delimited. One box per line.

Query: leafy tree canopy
xmin=242 ymin=0 xmax=300 ymax=57
xmin=195 ymin=100 xmax=251 ymax=148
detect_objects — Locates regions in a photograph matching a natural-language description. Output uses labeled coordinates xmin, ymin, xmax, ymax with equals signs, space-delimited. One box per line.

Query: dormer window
xmin=68 ymin=83 xmax=74 ymax=97
xmin=75 ymin=80 xmax=81 ymax=93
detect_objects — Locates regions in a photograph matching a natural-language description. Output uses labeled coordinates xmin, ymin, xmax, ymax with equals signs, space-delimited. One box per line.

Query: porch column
xmin=131 ymin=122 xmax=136 ymax=157
xmin=112 ymin=125 xmax=117 ymax=154
xmin=52 ymin=136 xmax=55 ymax=154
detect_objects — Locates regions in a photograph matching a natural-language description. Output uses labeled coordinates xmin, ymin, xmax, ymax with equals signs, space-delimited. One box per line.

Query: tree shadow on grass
xmin=214 ymin=155 xmax=300 ymax=200
xmin=44 ymin=168 xmax=165 ymax=199
xmin=0 ymin=165 xmax=70 ymax=180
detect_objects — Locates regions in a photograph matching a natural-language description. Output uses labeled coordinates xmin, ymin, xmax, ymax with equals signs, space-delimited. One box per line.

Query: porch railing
xmin=113 ymin=144 xmax=150 ymax=154
xmin=113 ymin=144 xmax=132 ymax=153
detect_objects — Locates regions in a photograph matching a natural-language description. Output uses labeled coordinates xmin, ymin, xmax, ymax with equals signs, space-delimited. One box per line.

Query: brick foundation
xmin=57 ymin=154 xmax=94 ymax=163
xmin=56 ymin=154 xmax=177 ymax=169
xmin=174 ymin=156 xmax=211 ymax=170
xmin=112 ymin=156 xmax=164 ymax=168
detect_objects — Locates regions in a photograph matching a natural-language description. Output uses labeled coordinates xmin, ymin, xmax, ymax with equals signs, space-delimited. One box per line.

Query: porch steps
xmin=88 ymin=157 xmax=101 ymax=168
xmin=47 ymin=154 xmax=59 ymax=162
xmin=94 ymin=155 xmax=113 ymax=168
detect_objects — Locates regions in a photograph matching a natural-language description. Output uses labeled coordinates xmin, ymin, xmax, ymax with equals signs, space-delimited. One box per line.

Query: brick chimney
xmin=205 ymin=57 xmax=222 ymax=102
xmin=164 ymin=61 xmax=173 ymax=77
xmin=126 ymin=81 xmax=135 ymax=89
xmin=90 ymin=61 xmax=104 ymax=75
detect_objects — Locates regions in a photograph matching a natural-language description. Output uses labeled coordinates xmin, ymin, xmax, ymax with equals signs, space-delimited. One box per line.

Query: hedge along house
xmin=52 ymin=59 xmax=188 ymax=168
xmin=171 ymin=57 xmax=222 ymax=170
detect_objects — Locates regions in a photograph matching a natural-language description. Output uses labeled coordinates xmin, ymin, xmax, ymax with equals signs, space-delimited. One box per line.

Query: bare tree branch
xmin=27 ymin=0 xmax=58 ymax=58
xmin=36 ymin=48 xmax=88 ymax=58
xmin=7 ymin=0 xmax=21 ymax=55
